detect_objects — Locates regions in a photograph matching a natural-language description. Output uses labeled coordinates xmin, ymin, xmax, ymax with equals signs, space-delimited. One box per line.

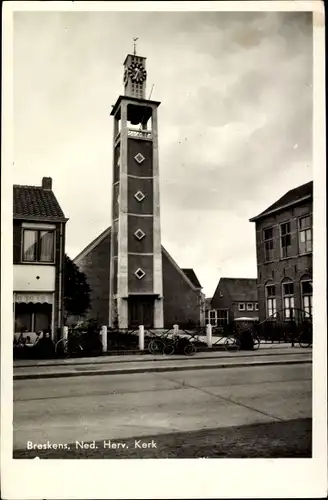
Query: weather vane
xmin=133 ymin=37 xmax=139 ymax=55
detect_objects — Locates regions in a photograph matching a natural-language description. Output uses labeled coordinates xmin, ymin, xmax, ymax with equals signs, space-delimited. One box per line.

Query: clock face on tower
xmin=128 ymin=62 xmax=147 ymax=83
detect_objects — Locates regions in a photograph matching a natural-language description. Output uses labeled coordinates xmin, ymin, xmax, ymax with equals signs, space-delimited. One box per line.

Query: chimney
xmin=42 ymin=177 xmax=52 ymax=190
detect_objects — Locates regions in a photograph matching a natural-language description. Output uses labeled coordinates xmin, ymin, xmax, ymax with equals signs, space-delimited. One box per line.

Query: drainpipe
xmin=13 ymin=293 xmax=16 ymax=336
xmin=57 ymin=222 xmax=63 ymax=338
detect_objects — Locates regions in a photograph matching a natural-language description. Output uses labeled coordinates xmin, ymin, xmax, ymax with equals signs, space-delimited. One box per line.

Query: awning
xmin=14 ymin=292 xmax=54 ymax=304
xmin=234 ymin=317 xmax=259 ymax=322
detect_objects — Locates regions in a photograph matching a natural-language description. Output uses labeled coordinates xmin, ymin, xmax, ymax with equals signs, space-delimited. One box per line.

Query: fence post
xmin=206 ymin=323 xmax=212 ymax=348
xmin=139 ymin=325 xmax=145 ymax=351
xmin=62 ymin=326 xmax=68 ymax=341
xmin=101 ymin=325 xmax=107 ymax=353
xmin=173 ymin=324 xmax=179 ymax=335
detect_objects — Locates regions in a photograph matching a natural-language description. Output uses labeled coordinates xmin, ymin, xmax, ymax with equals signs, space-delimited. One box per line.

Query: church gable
xmin=73 ymin=228 xmax=202 ymax=327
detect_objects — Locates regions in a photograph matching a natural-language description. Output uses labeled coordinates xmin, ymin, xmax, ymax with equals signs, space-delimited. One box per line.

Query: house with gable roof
xmin=13 ymin=177 xmax=68 ymax=341
xmin=205 ymin=278 xmax=258 ymax=327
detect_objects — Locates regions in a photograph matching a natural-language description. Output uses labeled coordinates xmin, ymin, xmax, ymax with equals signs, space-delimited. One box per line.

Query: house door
xmin=128 ymin=297 xmax=154 ymax=328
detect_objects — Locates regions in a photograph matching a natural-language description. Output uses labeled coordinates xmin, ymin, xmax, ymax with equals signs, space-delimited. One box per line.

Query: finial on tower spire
xmin=133 ymin=37 xmax=139 ymax=55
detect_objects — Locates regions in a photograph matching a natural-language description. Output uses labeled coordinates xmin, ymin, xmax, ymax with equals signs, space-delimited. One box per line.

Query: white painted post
xmin=62 ymin=326 xmax=68 ymax=341
xmin=173 ymin=324 xmax=179 ymax=336
xmin=101 ymin=325 xmax=108 ymax=353
xmin=206 ymin=323 xmax=212 ymax=348
xmin=139 ymin=325 xmax=145 ymax=351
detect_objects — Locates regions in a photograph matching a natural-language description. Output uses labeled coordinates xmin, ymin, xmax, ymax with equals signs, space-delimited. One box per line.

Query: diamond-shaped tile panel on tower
xmin=134 ymin=153 xmax=145 ymax=164
xmin=134 ymin=191 xmax=146 ymax=202
xmin=134 ymin=229 xmax=146 ymax=241
xmin=134 ymin=268 xmax=146 ymax=280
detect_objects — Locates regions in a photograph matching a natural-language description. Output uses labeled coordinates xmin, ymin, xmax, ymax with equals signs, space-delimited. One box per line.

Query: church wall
xmin=74 ymin=235 xmax=201 ymax=328
xmin=162 ymin=251 xmax=201 ymax=328
xmin=75 ymin=233 xmax=111 ymax=326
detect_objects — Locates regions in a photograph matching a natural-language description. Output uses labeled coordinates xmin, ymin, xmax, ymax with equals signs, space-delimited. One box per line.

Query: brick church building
xmin=74 ymin=228 xmax=204 ymax=328
xmin=73 ymin=50 xmax=205 ymax=329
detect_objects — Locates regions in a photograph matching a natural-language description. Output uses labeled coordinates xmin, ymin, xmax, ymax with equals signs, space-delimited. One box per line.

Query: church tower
xmin=109 ymin=49 xmax=164 ymax=328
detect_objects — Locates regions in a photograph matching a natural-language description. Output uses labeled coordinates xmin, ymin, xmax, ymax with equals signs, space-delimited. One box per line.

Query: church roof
xmin=73 ymin=227 xmax=202 ymax=291
xmin=250 ymin=181 xmax=313 ymax=222
xmin=181 ymin=268 xmax=202 ymax=289
xmin=74 ymin=227 xmax=111 ymax=264
xmin=13 ymin=178 xmax=67 ymax=221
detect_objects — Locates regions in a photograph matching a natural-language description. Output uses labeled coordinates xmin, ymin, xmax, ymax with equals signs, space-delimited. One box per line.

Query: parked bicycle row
xmin=13 ymin=319 xmax=312 ymax=360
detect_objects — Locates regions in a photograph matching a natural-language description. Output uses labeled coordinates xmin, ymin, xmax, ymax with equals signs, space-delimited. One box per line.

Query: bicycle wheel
xmin=299 ymin=333 xmax=312 ymax=348
xmin=224 ymin=336 xmax=241 ymax=352
xmin=184 ymin=343 xmax=197 ymax=356
xmin=55 ymin=338 xmax=68 ymax=358
xmin=148 ymin=338 xmax=165 ymax=355
xmin=163 ymin=342 xmax=175 ymax=355
xmin=253 ymin=336 xmax=261 ymax=350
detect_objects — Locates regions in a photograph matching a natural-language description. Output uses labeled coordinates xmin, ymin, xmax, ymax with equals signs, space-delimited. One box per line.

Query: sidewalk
xmin=14 ymin=346 xmax=312 ymax=380
xmin=14 ymin=343 xmax=301 ymax=368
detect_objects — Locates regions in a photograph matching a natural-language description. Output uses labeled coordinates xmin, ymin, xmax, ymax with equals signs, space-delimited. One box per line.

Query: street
xmin=13 ymin=357 xmax=312 ymax=457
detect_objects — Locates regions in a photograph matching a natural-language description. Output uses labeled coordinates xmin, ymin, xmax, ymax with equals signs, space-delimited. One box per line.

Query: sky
xmin=13 ymin=9 xmax=313 ymax=297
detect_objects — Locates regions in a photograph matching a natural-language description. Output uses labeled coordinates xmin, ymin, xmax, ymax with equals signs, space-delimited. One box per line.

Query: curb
xmin=14 ymin=358 xmax=311 ymax=380
xmin=14 ymin=346 xmax=305 ymax=369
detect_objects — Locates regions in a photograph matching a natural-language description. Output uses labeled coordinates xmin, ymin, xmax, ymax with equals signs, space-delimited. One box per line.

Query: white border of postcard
xmin=1 ymin=1 xmax=327 ymax=498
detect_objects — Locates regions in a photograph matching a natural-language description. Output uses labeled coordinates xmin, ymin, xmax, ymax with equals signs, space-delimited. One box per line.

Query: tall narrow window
xmin=265 ymin=285 xmax=276 ymax=318
xmin=208 ymin=310 xmax=217 ymax=326
xmin=216 ymin=310 xmax=228 ymax=326
xmin=299 ymin=215 xmax=312 ymax=254
xmin=280 ymin=222 xmax=292 ymax=258
xmin=23 ymin=230 xmax=38 ymax=262
xmin=282 ymin=282 xmax=294 ymax=319
xmin=301 ymin=280 xmax=313 ymax=318
xmin=263 ymin=227 xmax=274 ymax=262
xmin=40 ymin=231 xmax=54 ymax=262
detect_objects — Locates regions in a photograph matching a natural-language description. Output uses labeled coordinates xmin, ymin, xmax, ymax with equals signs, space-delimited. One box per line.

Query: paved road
xmin=13 ymin=360 xmax=312 ymax=451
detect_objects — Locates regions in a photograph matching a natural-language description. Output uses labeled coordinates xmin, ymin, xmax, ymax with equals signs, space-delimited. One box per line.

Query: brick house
xmin=73 ymin=227 xmax=205 ymax=328
xmin=250 ymin=181 xmax=313 ymax=323
xmin=13 ymin=177 xmax=68 ymax=341
xmin=205 ymin=278 xmax=258 ymax=327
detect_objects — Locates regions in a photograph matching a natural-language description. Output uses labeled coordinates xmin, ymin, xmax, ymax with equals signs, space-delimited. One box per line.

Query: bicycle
xmin=163 ymin=336 xmax=197 ymax=356
xmin=298 ymin=330 xmax=313 ymax=348
xmin=148 ymin=337 xmax=166 ymax=355
xmin=55 ymin=336 xmax=84 ymax=358
xmin=224 ymin=335 xmax=241 ymax=352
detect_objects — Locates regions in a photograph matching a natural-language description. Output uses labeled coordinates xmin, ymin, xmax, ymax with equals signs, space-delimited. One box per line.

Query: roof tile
xmin=214 ymin=278 xmax=258 ymax=302
xmin=13 ymin=185 xmax=66 ymax=219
